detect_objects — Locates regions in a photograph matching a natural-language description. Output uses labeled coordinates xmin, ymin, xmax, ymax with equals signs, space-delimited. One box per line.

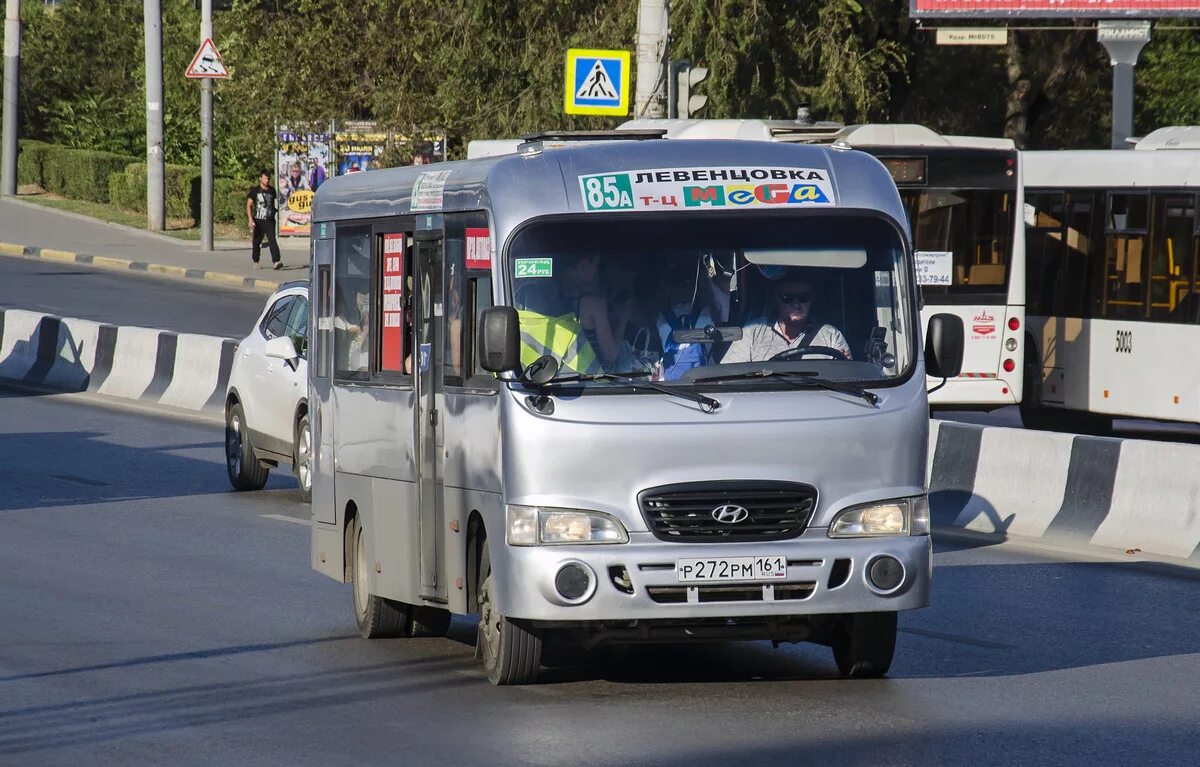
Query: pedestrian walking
xmin=246 ymin=169 xmax=283 ymax=270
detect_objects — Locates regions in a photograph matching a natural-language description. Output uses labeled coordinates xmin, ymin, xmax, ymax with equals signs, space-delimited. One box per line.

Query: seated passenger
xmin=722 ymin=269 xmax=851 ymax=363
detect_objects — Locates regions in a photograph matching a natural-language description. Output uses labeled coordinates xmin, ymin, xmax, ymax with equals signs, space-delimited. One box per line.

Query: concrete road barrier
xmin=929 ymin=420 xmax=1200 ymax=564
xmin=0 ymin=308 xmax=235 ymax=414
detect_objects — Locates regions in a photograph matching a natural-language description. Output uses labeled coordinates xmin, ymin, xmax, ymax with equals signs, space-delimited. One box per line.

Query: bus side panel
xmin=440 ymin=391 xmax=502 ymax=615
xmin=368 ymin=476 xmax=421 ymax=603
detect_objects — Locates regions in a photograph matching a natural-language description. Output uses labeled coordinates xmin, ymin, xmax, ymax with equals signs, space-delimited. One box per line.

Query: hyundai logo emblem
xmin=711 ymin=504 xmax=750 ymax=524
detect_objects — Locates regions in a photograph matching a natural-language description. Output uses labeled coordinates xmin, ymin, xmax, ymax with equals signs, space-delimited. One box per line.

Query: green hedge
xmin=17 ymin=140 xmax=54 ymax=188
xmin=216 ymin=177 xmax=254 ymax=225
xmin=108 ymin=163 xmax=201 ymax=220
xmin=40 ymin=145 xmax=137 ymax=204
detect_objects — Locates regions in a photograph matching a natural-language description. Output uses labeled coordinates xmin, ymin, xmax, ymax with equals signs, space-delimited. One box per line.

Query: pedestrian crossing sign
xmin=564 ymin=49 xmax=630 ymax=116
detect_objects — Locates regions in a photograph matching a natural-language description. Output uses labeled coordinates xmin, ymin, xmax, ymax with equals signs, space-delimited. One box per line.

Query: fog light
xmin=555 ymin=563 xmax=593 ymax=602
xmin=867 ymin=556 xmax=905 ymax=593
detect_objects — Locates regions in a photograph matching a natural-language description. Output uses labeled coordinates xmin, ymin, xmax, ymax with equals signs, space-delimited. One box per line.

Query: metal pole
xmin=144 ymin=0 xmax=164 ymax=230
xmin=1111 ymin=62 xmax=1134 ymax=150
xmin=1 ymin=0 xmax=21 ymax=197
xmin=634 ymin=0 xmax=668 ymax=118
xmin=200 ymin=0 xmax=213 ymax=251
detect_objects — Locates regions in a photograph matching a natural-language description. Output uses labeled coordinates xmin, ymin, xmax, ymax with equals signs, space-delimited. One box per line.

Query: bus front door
xmin=414 ymin=230 xmax=447 ymax=602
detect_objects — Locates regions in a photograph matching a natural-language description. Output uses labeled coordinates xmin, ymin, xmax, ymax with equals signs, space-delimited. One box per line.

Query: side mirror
xmin=478 ymin=306 xmax=521 ymax=373
xmin=265 ymin=335 xmax=300 ymax=364
xmin=925 ymin=313 xmax=964 ymax=379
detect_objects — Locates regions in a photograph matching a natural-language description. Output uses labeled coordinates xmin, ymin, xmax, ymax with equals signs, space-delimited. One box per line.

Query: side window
xmin=1150 ymin=195 xmax=1197 ymax=323
xmin=315 ymin=265 xmax=332 ymax=378
xmin=1103 ymin=193 xmax=1150 ymax=320
xmin=444 ymin=211 xmax=491 ymax=385
xmin=284 ymin=296 xmax=309 ymax=359
xmin=1025 ymin=192 xmax=1064 ymax=316
xmin=334 ymin=230 xmax=373 ymax=378
xmin=261 ymin=296 xmax=295 ymax=339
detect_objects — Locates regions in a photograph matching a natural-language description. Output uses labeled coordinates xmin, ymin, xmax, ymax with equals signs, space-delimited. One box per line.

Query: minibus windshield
xmin=507 ymin=213 xmax=915 ymax=387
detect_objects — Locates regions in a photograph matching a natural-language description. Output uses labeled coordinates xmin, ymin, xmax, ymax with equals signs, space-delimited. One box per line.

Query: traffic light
xmin=673 ymin=60 xmax=709 ymax=119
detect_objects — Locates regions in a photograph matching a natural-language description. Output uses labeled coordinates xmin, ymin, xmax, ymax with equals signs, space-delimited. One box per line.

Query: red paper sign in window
xmin=466 ymin=227 xmax=492 ymax=270
xmin=381 ymin=233 xmax=406 ymax=372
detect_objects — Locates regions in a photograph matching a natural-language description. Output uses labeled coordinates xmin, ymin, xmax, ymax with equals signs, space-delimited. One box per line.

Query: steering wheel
xmin=769 ymin=345 xmax=849 ymax=362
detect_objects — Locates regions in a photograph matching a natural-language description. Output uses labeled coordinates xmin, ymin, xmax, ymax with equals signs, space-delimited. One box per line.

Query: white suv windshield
xmin=507 ymin=213 xmax=915 ymax=387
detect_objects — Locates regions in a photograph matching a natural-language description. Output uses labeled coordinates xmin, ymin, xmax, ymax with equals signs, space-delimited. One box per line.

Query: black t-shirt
xmin=247 ymin=185 xmax=278 ymax=222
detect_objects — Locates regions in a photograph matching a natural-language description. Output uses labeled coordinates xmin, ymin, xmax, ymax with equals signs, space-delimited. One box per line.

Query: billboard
xmin=911 ymin=1 xmax=1200 ymax=18
xmin=334 ymin=121 xmax=389 ymax=176
xmin=275 ymin=125 xmax=332 ymax=237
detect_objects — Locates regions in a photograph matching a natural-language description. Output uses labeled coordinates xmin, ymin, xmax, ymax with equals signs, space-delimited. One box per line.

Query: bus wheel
xmin=407 ymin=605 xmax=452 ymax=638
xmin=476 ymin=544 xmax=541 ymax=685
xmin=351 ymin=520 xmax=409 ymax=639
xmin=832 ymin=611 xmax=897 ymax=679
xmin=225 ymin=403 xmax=269 ymax=491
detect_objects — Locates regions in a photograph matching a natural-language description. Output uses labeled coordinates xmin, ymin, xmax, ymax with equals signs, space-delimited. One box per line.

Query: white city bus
xmin=1021 ymin=127 xmax=1200 ymax=430
xmin=620 ymin=119 xmax=1026 ymax=408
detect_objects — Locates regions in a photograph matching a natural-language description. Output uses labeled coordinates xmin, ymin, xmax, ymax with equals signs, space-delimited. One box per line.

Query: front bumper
xmin=493 ymin=528 xmax=932 ymax=623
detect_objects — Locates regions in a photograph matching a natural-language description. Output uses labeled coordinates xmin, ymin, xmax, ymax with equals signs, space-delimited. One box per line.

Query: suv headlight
xmin=506 ymin=505 xmax=629 ymax=546
xmin=829 ymin=496 xmax=929 ymax=538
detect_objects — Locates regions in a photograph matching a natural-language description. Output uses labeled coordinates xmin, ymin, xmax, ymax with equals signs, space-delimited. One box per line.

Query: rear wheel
xmin=351 ymin=520 xmax=409 ymax=638
xmin=294 ymin=412 xmax=312 ymax=502
xmin=833 ymin=611 xmax=897 ymax=679
xmin=225 ymin=402 xmax=269 ymax=491
xmin=476 ymin=543 xmax=541 ymax=685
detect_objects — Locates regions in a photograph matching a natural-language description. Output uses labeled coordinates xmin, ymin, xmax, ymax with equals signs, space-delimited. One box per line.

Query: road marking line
xmin=39 ymin=248 xmax=79 ymax=263
xmin=262 ymin=513 xmax=311 ymax=527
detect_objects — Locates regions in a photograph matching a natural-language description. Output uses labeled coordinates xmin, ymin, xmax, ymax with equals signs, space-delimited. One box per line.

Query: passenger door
xmin=414 ymin=219 xmax=447 ymax=602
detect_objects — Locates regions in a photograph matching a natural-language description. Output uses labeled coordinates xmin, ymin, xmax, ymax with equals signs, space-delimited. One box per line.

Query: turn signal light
xmin=1003 ymin=358 xmax=1015 ymax=373
xmin=1008 ymin=317 xmax=1020 ymax=331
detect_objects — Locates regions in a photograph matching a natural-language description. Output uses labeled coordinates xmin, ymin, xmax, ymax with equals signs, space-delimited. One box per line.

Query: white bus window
xmin=335 ymin=231 xmax=372 ymax=378
xmin=1150 ymin=196 xmax=1197 ymax=322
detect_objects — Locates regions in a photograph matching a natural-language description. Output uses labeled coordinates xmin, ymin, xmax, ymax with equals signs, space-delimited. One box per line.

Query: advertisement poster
xmin=334 ymin=121 xmax=389 ymax=176
xmin=381 ymin=234 xmax=406 ymax=372
xmin=399 ymin=133 xmax=448 ymax=165
xmin=275 ymin=125 xmax=332 ymax=237
xmin=915 ymin=251 xmax=953 ymax=286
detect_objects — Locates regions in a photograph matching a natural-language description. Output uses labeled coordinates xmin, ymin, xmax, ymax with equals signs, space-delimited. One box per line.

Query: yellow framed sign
xmin=564 ymin=48 xmax=631 ymax=116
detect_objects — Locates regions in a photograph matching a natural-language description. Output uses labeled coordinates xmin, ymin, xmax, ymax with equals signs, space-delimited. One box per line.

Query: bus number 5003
xmin=1116 ymin=329 xmax=1133 ymax=354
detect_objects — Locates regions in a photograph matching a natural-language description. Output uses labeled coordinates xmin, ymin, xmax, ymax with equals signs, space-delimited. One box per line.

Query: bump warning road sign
xmin=564 ymin=48 xmax=630 ymax=116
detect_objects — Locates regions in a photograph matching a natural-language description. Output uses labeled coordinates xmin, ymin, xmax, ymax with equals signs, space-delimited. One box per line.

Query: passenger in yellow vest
xmin=514 ymin=253 xmax=626 ymax=374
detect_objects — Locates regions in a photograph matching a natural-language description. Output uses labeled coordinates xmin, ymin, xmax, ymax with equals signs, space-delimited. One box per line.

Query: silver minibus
xmin=308 ymin=134 xmax=963 ymax=684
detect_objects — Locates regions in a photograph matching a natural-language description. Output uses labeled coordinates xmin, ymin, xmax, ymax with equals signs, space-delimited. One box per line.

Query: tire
xmin=294 ymin=412 xmax=312 ymax=502
xmin=225 ymin=402 xmax=269 ymax=491
xmin=476 ymin=543 xmax=541 ymax=685
xmin=407 ymin=605 xmax=452 ymax=638
xmin=833 ymin=611 xmax=897 ymax=679
xmin=351 ymin=520 xmax=410 ymax=639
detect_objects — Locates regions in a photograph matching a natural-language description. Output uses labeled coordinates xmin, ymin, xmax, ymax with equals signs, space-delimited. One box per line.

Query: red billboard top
xmin=911 ymin=0 xmax=1200 ymax=17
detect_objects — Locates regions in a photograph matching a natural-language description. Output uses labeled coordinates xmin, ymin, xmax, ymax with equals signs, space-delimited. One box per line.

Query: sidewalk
xmin=0 ymin=196 xmax=309 ymax=293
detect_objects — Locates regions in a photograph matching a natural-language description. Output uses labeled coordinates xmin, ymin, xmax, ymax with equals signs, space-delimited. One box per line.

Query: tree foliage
xmin=5 ymin=0 xmax=1200 ymax=177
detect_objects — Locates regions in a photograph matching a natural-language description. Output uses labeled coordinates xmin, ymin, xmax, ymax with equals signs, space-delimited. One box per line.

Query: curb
xmin=928 ymin=419 xmax=1200 ymax=566
xmin=0 ymin=307 xmax=235 ymax=415
xmin=0 ymin=240 xmax=281 ymax=294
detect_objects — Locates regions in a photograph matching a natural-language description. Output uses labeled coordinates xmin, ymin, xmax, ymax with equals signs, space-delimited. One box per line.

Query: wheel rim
xmin=354 ymin=526 xmax=369 ymax=619
xmin=298 ymin=422 xmax=312 ymax=492
xmin=478 ymin=575 xmax=501 ymax=663
xmin=226 ymin=414 xmax=243 ymax=477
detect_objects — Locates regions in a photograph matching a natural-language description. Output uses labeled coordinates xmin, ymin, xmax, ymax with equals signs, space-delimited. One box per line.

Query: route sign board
xmin=564 ymin=49 xmax=630 ymax=116
xmin=185 ymin=38 xmax=229 ymax=79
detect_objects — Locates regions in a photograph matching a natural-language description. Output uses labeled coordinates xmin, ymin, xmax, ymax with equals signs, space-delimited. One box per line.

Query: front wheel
xmin=225 ymin=402 xmax=269 ymax=491
xmin=832 ymin=611 xmax=897 ymax=678
xmin=476 ymin=543 xmax=541 ymax=685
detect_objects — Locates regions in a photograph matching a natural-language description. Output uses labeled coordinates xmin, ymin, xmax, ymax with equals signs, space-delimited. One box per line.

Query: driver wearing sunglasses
xmin=721 ymin=269 xmax=851 ymax=363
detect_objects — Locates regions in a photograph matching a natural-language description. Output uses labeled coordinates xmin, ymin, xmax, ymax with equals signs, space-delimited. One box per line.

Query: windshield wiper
xmin=696 ymin=369 xmax=879 ymax=407
xmin=539 ymin=370 xmax=721 ymax=413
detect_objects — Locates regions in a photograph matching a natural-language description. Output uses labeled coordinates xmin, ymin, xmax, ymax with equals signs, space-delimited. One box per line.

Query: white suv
xmin=224 ymin=281 xmax=312 ymax=499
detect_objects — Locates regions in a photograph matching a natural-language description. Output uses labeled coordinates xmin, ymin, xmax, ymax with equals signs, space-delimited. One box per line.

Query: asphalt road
xmin=2 ymin=389 xmax=1198 ymax=765
xmin=0 ymin=256 xmax=269 ymax=338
